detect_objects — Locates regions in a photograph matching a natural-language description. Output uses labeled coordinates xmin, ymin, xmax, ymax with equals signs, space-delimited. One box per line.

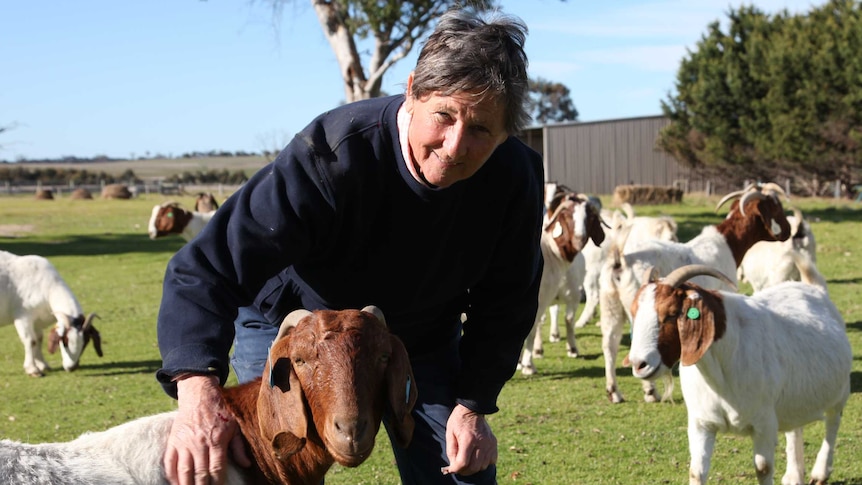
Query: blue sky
xmin=1 ymin=0 xmax=826 ymax=161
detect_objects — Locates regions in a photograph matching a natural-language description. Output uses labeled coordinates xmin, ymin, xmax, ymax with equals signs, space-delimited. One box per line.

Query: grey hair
xmin=410 ymin=7 xmax=530 ymax=134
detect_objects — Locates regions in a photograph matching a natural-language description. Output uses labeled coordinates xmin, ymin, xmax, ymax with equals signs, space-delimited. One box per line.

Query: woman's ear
xmin=404 ymin=72 xmax=415 ymax=114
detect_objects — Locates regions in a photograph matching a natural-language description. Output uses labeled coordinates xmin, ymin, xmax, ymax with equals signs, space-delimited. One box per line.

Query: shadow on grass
xmin=0 ymin=233 xmax=182 ymax=257
xmin=82 ymin=359 xmax=162 ymax=376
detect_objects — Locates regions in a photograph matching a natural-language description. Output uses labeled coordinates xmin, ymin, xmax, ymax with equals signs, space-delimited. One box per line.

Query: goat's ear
xmin=47 ymin=329 xmax=61 ymax=354
xmin=257 ymin=354 xmax=309 ymax=455
xmin=588 ymin=207 xmax=606 ymax=246
xmin=677 ymin=290 xmax=723 ymax=365
xmin=384 ymin=334 xmax=417 ymax=448
xmin=89 ymin=326 xmax=104 ymax=357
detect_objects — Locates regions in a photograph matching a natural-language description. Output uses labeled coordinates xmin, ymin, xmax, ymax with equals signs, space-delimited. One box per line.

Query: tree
xmin=528 ymin=77 xmax=578 ymax=124
xmin=254 ymin=0 xmax=496 ymax=103
xmin=657 ymin=0 xmax=862 ymax=195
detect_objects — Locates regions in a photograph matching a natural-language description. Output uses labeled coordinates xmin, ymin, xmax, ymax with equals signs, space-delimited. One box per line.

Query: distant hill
xmin=5 ymin=155 xmax=271 ymax=181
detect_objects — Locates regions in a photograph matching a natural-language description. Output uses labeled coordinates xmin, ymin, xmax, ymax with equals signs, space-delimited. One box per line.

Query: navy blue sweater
xmin=156 ymin=95 xmax=543 ymax=414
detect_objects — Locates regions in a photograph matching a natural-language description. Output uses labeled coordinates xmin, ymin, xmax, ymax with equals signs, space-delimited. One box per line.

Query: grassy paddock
xmin=0 ymin=193 xmax=860 ymax=484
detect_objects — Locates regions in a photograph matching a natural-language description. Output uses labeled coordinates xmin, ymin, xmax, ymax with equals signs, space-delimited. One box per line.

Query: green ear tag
xmin=686 ymin=307 xmax=701 ymax=320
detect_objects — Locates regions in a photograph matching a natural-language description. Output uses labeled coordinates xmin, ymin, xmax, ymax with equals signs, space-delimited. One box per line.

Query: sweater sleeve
xmin=455 ymin=143 xmax=544 ymax=414
xmin=155 ymin=134 xmax=336 ymax=398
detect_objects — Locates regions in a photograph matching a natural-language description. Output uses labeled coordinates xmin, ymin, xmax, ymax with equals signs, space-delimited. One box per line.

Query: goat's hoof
xmin=520 ymin=365 xmax=536 ymax=376
xmin=27 ymin=370 xmax=45 ymax=378
xmin=574 ymin=321 xmax=587 ymax=329
xmin=607 ymin=390 xmax=625 ymax=404
xmin=643 ymin=393 xmax=659 ymax=403
xmin=549 ymin=334 xmax=561 ymax=343
xmin=567 ymin=349 xmax=580 ymax=358
xmin=533 ymin=349 xmax=544 ymax=358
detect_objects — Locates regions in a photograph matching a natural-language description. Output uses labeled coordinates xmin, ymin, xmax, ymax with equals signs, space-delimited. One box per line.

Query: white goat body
xmin=147 ymin=202 xmax=216 ymax=242
xmin=0 ymin=250 xmax=101 ymax=376
xmin=0 ymin=307 xmax=417 ymax=485
xmin=628 ymin=266 xmax=850 ymax=485
xmin=738 ymin=213 xmax=817 ymax=291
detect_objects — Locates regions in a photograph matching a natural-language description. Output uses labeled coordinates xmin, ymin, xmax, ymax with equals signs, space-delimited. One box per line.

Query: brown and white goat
xmin=519 ymin=192 xmax=604 ymax=375
xmin=0 ymin=306 xmax=417 ymax=485
xmin=193 ymin=192 xmax=219 ymax=212
xmin=627 ymin=264 xmax=850 ymax=485
xmin=598 ymin=182 xmax=791 ymax=403
xmin=147 ymin=201 xmax=216 ymax=242
xmin=0 ymin=250 xmax=102 ymax=377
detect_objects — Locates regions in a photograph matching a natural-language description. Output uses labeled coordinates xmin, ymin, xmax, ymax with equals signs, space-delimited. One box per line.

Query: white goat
xmin=738 ymin=208 xmax=817 ymax=292
xmin=0 ymin=306 xmax=417 ymax=485
xmin=519 ymin=193 xmax=604 ymax=375
xmin=0 ymin=250 xmax=102 ymax=377
xmin=547 ymin=203 xmax=679 ymax=347
xmin=627 ymin=263 xmax=850 ymax=485
xmin=598 ymin=183 xmax=791 ymax=403
xmin=147 ymin=201 xmax=215 ymax=242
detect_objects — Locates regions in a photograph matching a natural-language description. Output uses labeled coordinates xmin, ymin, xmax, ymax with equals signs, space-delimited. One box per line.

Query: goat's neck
xmin=714 ymin=217 xmax=768 ymax=267
xmin=221 ymin=380 xmax=333 ymax=485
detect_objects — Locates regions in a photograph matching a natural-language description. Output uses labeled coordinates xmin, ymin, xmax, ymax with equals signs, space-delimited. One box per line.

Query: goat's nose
xmin=334 ymin=417 xmax=369 ymax=445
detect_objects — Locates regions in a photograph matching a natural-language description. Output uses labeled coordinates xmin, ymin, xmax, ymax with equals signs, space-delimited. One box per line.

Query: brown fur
xmin=652 ymin=283 xmax=726 ymax=368
xmin=193 ymin=193 xmax=219 ymax=212
xmin=70 ymin=188 xmax=93 ymax=200
xmin=546 ymin=195 xmax=605 ymax=262
xmin=716 ymin=198 xmax=791 ymax=266
xmin=101 ymin=184 xmax=132 ymax=199
xmin=220 ymin=309 xmax=417 ymax=485
xmin=153 ymin=204 xmax=194 ymax=237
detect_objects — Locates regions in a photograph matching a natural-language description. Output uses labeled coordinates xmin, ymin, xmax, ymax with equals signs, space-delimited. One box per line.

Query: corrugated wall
xmin=519 ymin=116 xmax=725 ymax=196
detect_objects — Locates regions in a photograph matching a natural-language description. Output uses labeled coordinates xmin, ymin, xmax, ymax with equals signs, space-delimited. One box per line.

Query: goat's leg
xmin=752 ymin=423 xmax=779 ymax=485
xmin=809 ymin=404 xmax=844 ymax=484
xmin=532 ymin=314 xmax=545 ymax=358
xmin=687 ymin=423 xmax=716 ymax=485
xmin=575 ymin=269 xmax=599 ymax=328
xmin=600 ymin=303 xmax=625 ymax=403
xmin=564 ymin=303 xmax=580 ymax=358
xmin=14 ymin=319 xmax=46 ymax=377
xmin=548 ymin=303 xmax=561 ymax=342
xmin=781 ymin=429 xmax=804 ymax=485
xmin=519 ymin=318 xmax=541 ymax=375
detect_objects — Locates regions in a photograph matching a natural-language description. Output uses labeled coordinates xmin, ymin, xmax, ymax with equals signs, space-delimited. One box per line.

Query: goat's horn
xmin=792 ymin=207 xmax=803 ymax=221
xmin=759 ymin=182 xmax=787 ymax=198
xmin=276 ymin=309 xmax=312 ymax=342
xmin=714 ymin=183 xmax=756 ymax=212
xmin=661 ymin=264 xmax=736 ymax=291
xmin=360 ymin=305 xmax=386 ymax=325
xmin=738 ymin=188 xmax=768 ymax=217
xmin=82 ymin=312 xmax=100 ymax=331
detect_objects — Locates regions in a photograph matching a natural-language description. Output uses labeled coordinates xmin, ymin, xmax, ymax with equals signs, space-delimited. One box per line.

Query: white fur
xmin=0 ymin=250 xmax=91 ymax=376
xmin=628 ymin=275 xmax=850 ymax=485
xmin=147 ymin=204 xmax=216 ymax=242
xmin=739 ymin=214 xmax=817 ymax=292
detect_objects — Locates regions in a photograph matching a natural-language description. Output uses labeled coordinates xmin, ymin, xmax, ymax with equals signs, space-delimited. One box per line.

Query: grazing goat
xmin=0 ymin=250 xmax=102 ymax=377
xmin=738 ymin=208 xmax=817 ymax=292
xmin=626 ymin=264 xmax=850 ymax=485
xmin=193 ymin=192 xmax=220 ymax=212
xmin=598 ymin=183 xmax=791 ymax=403
xmin=519 ymin=192 xmax=604 ymax=375
xmin=147 ymin=201 xmax=216 ymax=242
xmin=0 ymin=306 xmax=417 ymax=485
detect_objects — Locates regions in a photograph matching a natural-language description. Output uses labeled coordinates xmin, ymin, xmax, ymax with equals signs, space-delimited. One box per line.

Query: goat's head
xmin=544 ymin=193 xmax=605 ymax=262
xmin=47 ymin=313 xmax=102 ymax=371
xmin=147 ymin=202 xmax=193 ymax=239
xmin=257 ymin=306 xmax=417 ymax=467
xmin=715 ymin=182 xmax=792 ymax=243
xmin=627 ymin=265 xmax=732 ymax=381
xmin=193 ymin=192 xmax=219 ymax=213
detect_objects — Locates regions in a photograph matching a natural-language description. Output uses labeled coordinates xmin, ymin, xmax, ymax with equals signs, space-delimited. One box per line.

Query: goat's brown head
xmin=257 ymin=306 xmax=417 ymax=468
xmin=716 ymin=183 xmax=792 ymax=242
xmin=147 ymin=202 xmax=193 ymax=239
xmin=47 ymin=312 xmax=102 ymax=371
xmin=544 ymin=193 xmax=605 ymax=262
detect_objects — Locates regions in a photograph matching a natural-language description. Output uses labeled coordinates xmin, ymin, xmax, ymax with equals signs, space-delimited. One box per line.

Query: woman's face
xmin=404 ymin=74 xmax=509 ymax=188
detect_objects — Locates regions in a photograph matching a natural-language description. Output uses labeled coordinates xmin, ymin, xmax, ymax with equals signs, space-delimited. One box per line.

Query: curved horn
xmin=361 ymin=305 xmax=386 ymax=325
xmin=661 ymin=264 xmax=737 ymax=291
xmin=759 ymin=182 xmax=788 ymax=201
xmin=738 ymin=188 xmax=767 ymax=217
xmin=82 ymin=313 xmax=100 ymax=331
xmin=714 ymin=183 xmax=755 ymax=212
xmin=276 ymin=309 xmax=312 ymax=342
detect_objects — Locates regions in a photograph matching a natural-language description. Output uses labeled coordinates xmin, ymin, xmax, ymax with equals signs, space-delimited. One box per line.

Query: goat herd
xmin=0 ymin=185 xmax=854 ymax=484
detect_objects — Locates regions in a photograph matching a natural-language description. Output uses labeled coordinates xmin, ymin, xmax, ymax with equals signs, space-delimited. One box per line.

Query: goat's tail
xmin=791 ymin=250 xmax=827 ymax=291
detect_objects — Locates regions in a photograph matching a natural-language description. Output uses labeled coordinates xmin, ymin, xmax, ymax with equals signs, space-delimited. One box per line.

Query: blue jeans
xmin=230 ymin=306 xmax=497 ymax=485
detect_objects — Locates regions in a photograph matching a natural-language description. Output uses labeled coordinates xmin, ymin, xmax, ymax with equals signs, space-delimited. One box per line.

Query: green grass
xmin=0 ymin=193 xmax=860 ymax=485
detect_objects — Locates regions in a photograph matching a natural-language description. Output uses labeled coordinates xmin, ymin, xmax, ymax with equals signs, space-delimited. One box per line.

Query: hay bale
xmin=34 ymin=189 xmax=54 ymax=200
xmin=70 ymin=188 xmax=93 ymax=199
xmin=612 ymin=184 xmax=683 ymax=206
xmin=101 ymin=184 xmax=132 ymax=199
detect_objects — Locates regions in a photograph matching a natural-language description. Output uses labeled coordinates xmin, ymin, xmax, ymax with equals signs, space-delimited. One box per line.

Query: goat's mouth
xmin=329 ymin=445 xmax=374 ymax=468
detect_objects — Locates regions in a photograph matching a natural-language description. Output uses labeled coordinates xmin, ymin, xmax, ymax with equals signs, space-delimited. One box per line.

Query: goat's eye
xmin=293 ymin=357 xmax=305 ymax=366
xmin=380 ymin=354 xmax=391 ymax=365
